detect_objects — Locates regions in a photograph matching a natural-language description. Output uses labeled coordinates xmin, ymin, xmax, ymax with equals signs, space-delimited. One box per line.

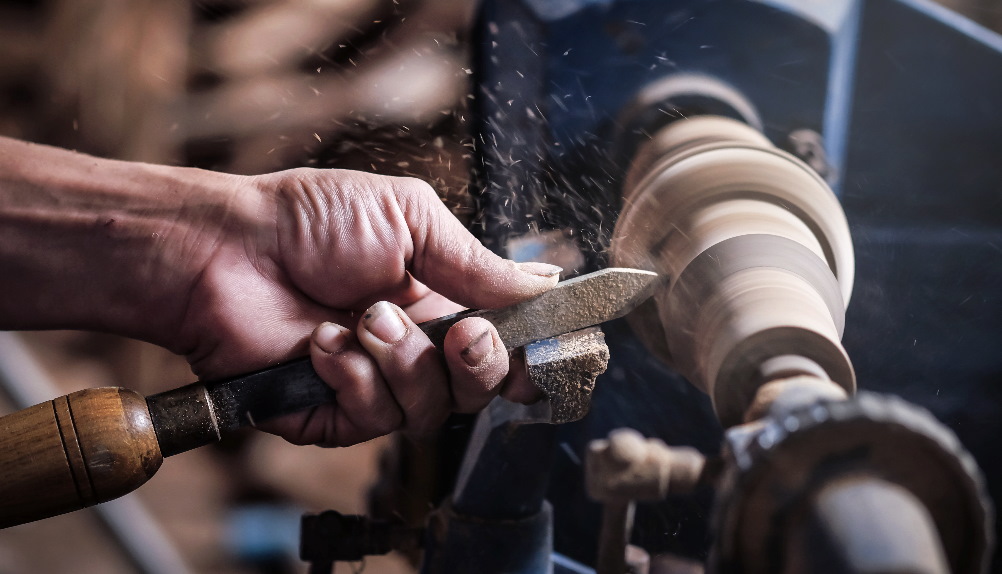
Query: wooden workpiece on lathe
xmin=611 ymin=116 xmax=856 ymax=427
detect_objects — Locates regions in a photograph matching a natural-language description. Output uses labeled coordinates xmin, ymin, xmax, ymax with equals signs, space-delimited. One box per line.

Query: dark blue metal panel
xmin=841 ymin=3 xmax=1002 ymax=570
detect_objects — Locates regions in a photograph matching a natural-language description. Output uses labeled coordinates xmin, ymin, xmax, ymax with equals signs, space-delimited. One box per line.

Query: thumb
xmin=395 ymin=179 xmax=561 ymax=308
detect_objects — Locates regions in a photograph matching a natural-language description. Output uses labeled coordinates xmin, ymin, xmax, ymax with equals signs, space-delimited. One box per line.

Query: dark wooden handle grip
xmin=0 ymin=387 xmax=163 ymax=528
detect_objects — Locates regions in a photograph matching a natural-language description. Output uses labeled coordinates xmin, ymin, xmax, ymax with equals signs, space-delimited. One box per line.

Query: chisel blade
xmin=420 ymin=267 xmax=661 ymax=349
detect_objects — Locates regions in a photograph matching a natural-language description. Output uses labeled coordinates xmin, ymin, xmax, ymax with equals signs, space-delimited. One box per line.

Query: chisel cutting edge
xmin=0 ymin=267 xmax=658 ymax=528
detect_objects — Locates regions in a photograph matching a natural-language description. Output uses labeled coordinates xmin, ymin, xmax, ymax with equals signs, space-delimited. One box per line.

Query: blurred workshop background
xmin=0 ymin=0 xmax=998 ymax=573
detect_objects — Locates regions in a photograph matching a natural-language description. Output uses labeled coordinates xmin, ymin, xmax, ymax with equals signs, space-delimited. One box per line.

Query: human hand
xmin=0 ymin=138 xmax=556 ymax=446
xmin=174 ymin=169 xmax=559 ymax=446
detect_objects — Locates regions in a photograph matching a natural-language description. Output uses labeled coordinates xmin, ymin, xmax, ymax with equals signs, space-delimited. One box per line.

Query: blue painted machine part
xmin=471 ymin=0 xmax=1002 ymax=569
xmin=227 ymin=504 xmax=302 ymax=562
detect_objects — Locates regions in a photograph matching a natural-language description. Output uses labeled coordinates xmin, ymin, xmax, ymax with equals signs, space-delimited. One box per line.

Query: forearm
xmin=0 ymin=137 xmax=253 ymax=347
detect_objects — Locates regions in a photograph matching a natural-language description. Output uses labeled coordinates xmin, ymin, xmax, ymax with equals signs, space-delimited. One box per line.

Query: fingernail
xmin=315 ymin=322 xmax=349 ymax=354
xmin=363 ymin=301 xmax=407 ymax=343
xmin=461 ymin=329 xmax=495 ymax=367
xmin=517 ymin=261 xmax=562 ymax=278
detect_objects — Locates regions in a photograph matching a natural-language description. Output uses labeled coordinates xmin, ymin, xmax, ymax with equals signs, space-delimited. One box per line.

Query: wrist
xmin=0 ymin=137 xmax=257 ymax=347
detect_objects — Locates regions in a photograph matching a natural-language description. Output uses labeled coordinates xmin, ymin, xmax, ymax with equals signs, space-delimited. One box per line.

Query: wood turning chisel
xmin=0 ymin=267 xmax=659 ymax=528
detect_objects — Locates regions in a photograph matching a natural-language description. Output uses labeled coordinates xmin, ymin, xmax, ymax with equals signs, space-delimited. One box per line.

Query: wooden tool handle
xmin=0 ymin=387 xmax=162 ymax=528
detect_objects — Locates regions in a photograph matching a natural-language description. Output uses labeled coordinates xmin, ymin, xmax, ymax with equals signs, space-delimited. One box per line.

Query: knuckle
xmin=394 ymin=176 xmax=437 ymax=199
xmin=390 ymin=177 xmax=436 ymax=217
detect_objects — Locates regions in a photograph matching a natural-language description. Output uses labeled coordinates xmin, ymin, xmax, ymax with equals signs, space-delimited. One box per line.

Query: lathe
xmin=409 ymin=0 xmax=1001 ymax=572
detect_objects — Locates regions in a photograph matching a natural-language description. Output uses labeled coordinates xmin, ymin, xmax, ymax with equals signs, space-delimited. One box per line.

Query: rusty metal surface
xmin=526 ymin=327 xmax=610 ymax=424
xmin=421 ymin=268 xmax=660 ymax=349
